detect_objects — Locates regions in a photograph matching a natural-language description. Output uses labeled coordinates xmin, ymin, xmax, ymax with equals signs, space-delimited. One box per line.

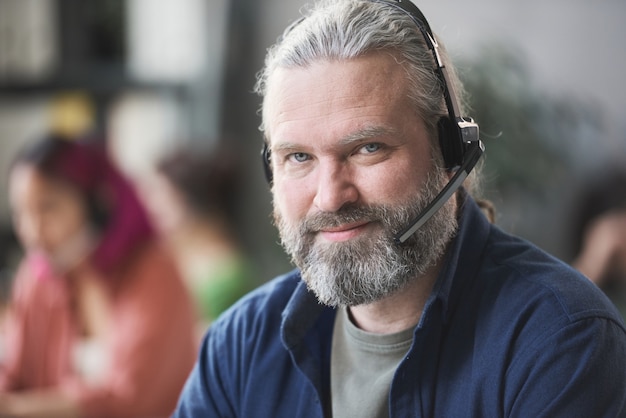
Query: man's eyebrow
xmin=271 ymin=141 xmax=304 ymax=154
xmin=271 ymin=125 xmax=397 ymax=153
xmin=338 ymin=125 xmax=397 ymax=146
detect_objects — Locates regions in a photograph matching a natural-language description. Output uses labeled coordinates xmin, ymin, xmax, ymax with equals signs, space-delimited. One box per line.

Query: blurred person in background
xmin=0 ymin=136 xmax=197 ymax=418
xmin=571 ymin=165 xmax=626 ymax=319
xmin=0 ymin=228 xmax=20 ymax=366
xmin=140 ymin=145 xmax=255 ymax=334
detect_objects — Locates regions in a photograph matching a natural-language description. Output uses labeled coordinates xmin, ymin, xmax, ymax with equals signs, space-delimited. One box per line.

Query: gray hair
xmin=254 ymin=0 xmax=467 ymax=143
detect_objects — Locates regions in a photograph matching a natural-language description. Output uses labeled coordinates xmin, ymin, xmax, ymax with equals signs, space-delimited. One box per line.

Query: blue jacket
xmin=174 ymin=197 xmax=626 ymax=417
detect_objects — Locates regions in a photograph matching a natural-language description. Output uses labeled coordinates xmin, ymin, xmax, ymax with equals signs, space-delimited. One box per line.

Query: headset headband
xmin=378 ymin=0 xmax=479 ymax=148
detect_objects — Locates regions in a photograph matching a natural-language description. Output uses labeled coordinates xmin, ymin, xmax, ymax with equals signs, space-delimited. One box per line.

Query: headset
xmin=262 ymin=0 xmax=485 ymax=244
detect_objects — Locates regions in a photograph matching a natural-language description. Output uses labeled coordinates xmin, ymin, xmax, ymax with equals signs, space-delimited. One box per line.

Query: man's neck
xmin=347 ymin=262 xmax=442 ymax=334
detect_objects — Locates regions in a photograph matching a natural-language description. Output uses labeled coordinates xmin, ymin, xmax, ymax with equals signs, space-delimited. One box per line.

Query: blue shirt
xmin=174 ymin=197 xmax=626 ymax=417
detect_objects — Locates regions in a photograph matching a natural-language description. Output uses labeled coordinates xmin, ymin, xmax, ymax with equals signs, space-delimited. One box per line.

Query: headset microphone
xmin=393 ymin=138 xmax=483 ymax=244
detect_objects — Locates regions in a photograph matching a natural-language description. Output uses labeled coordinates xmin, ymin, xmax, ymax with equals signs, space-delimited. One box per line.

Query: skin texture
xmin=266 ymin=53 xmax=456 ymax=333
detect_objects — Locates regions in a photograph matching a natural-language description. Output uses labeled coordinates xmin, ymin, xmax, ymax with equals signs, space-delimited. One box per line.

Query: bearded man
xmin=175 ymin=1 xmax=626 ymax=417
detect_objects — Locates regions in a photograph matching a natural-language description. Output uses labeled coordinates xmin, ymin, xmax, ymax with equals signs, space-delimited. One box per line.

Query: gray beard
xmin=274 ymin=167 xmax=458 ymax=307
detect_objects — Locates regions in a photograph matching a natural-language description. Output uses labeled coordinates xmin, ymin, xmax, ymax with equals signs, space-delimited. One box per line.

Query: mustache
xmin=299 ymin=205 xmax=391 ymax=234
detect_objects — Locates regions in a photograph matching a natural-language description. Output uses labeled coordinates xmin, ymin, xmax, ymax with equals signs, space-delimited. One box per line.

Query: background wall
xmin=0 ymin=0 xmax=624 ymax=288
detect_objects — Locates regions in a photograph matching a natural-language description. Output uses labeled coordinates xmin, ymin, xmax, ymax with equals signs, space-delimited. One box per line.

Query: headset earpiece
xmin=262 ymin=143 xmax=273 ymax=184
xmin=437 ymin=116 xmax=465 ymax=169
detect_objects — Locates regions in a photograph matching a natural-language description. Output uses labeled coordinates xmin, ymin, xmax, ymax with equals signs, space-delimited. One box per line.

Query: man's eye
xmin=288 ymin=152 xmax=310 ymax=163
xmin=360 ymin=143 xmax=381 ymax=153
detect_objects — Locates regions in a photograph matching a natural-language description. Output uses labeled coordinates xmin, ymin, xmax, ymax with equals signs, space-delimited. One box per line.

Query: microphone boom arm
xmin=393 ymin=140 xmax=484 ymax=244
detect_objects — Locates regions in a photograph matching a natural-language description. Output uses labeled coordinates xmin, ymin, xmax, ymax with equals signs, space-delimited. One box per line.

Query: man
xmin=174 ymin=0 xmax=626 ymax=416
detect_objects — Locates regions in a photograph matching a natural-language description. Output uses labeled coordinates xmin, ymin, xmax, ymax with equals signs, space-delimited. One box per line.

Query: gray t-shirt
xmin=331 ymin=307 xmax=414 ymax=418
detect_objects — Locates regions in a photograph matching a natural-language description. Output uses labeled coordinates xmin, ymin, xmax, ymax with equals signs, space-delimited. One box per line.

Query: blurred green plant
xmin=458 ymin=43 xmax=606 ymax=201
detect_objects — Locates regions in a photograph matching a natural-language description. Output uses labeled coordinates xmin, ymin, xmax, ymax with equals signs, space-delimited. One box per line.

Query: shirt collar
xmin=281 ymin=278 xmax=330 ymax=349
xmin=427 ymin=193 xmax=492 ymax=324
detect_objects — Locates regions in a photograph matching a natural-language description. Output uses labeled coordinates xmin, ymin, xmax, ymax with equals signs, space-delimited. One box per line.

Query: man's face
xmin=265 ymin=53 xmax=458 ymax=307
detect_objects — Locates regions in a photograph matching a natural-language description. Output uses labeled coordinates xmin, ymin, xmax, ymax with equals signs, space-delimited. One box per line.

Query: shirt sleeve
xmin=173 ymin=320 xmax=238 ymax=418
xmin=0 ymin=265 xmax=28 ymax=391
xmin=506 ymin=316 xmax=626 ymax=417
xmin=0 ymin=261 xmax=74 ymax=392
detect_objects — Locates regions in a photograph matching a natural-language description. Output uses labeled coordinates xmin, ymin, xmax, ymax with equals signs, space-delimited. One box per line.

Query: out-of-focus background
xmin=1 ymin=0 xmax=625 ymax=294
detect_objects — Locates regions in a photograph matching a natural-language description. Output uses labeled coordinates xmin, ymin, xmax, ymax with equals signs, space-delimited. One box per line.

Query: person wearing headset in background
xmin=0 ymin=136 xmax=197 ymax=418
xmin=141 ymin=146 xmax=256 ymax=336
xmin=174 ymin=0 xmax=626 ymax=416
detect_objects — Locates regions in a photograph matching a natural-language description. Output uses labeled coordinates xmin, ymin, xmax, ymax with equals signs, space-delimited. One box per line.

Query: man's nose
xmin=313 ymin=160 xmax=358 ymax=212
